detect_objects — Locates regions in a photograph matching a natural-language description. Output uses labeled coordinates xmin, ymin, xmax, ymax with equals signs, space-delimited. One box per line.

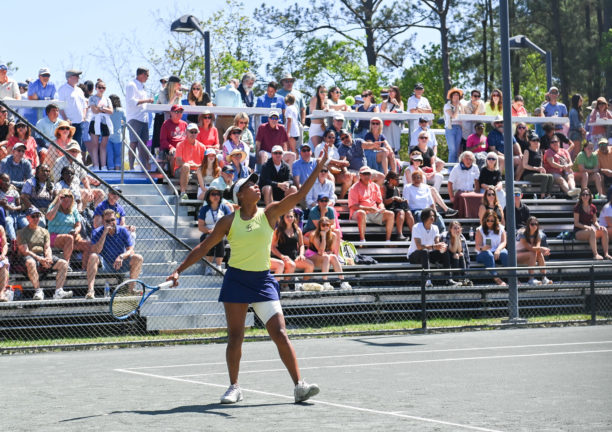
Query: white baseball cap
xmin=231 ymin=173 xmax=259 ymax=204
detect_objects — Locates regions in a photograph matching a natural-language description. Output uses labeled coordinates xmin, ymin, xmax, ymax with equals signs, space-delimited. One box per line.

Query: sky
xmin=2 ymin=0 xmax=437 ymax=99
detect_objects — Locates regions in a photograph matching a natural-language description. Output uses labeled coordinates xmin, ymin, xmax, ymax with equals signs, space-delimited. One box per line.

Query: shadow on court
xmin=353 ymin=338 xmax=424 ymax=348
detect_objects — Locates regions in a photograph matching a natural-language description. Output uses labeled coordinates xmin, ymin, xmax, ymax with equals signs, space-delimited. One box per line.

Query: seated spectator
xmin=337 ymin=131 xmax=384 ymax=196
xmin=35 ymin=103 xmax=61 ymax=153
xmin=0 ymin=222 xmax=9 ymax=301
xmin=511 ymin=95 xmax=528 ymax=117
xmin=304 ymin=216 xmax=351 ymax=290
xmin=568 ymin=94 xmax=586 ymax=153
xmin=409 ymin=131 xmax=444 ymax=191
xmin=588 ymin=97 xmax=612 ymax=144
xmin=226 ymin=148 xmax=250 ymax=182
xmin=597 ymin=138 xmax=612 ymax=188
xmin=522 ymin=132 xmax=554 ymax=199
xmin=478 ymin=186 xmax=505 ymax=226
xmin=517 ymin=216 xmax=552 ymax=285
xmin=255 ymin=109 xmax=292 ymax=167
xmin=86 ymin=209 xmax=144 ymax=299
xmin=303 ymin=194 xmax=341 ymax=252
xmin=305 ymin=165 xmax=335 ymax=209
xmin=543 ymin=135 xmax=580 ymax=197
xmin=196 ymin=148 xmax=221 ymax=200
xmin=0 ymin=106 xmax=13 ymax=142
xmin=0 ymin=143 xmax=32 ymax=189
xmin=478 ymin=152 xmax=505 ymax=204
xmin=0 ymin=173 xmax=26 ymax=241
xmin=447 ymin=151 xmax=480 ymax=217
xmin=363 ymin=116 xmax=395 ymax=174
xmin=382 ymin=171 xmax=414 ymax=240
xmin=93 ymin=187 xmax=135 ymax=235
xmin=574 ymin=141 xmax=604 ymax=198
xmin=16 ymin=207 xmax=70 ymax=300
xmin=406 ymin=207 xmax=458 ymax=287
xmin=159 ymin=104 xmax=188 ymax=174
xmin=466 ymin=122 xmax=489 ymax=162
xmin=540 ymin=122 xmax=572 ymax=156
xmin=232 ymin=112 xmax=254 ymax=166
xmin=55 ymin=166 xmax=83 ymax=210
xmin=46 ymin=189 xmax=90 ymax=269
xmin=198 ymin=187 xmax=233 ymax=274
xmin=21 ymin=164 xmax=57 ymax=214
xmin=403 ymin=152 xmax=457 ymax=216
xmin=348 ymin=165 xmax=394 ymax=242
xmin=107 ymin=95 xmax=125 ymax=170
xmin=403 ymin=170 xmax=446 ymax=232
xmin=487 ymin=116 xmax=523 ymax=179
xmin=409 ymin=117 xmax=437 ymax=152
xmin=271 ymin=210 xmax=315 ymax=289
xmin=186 ymin=81 xmax=212 ymax=124
xmin=256 ymin=81 xmax=287 ymax=124
xmin=292 ymin=144 xmax=317 ymax=191
xmin=54 ymin=141 xmax=105 ymax=209
xmin=474 ymin=210 xmax=508 ymax=286
xmin=210 ymin=165 xmax=235 ymax=196
xmin=442 ymin=221 xmax=471 ymax=285
xmin=513 ymin=122 xmax=530 ymax=153
xmin=87 ymin=79 xmax=113 ymax=170
xmin=7 ymin=121 xmax=39 ymax=168
xmin=259 ymin=145 xmax=296 ymax=205
xmin=598 ymin=186 xmax=612 ymax=236
xmin=315 ymin=129 xmax=352 ymax=195
xmin=196 ymin=111 xmax=220 ymax=151
xmin=175 ymin=123 xmax=206 ymax=199
xmin=222 ymin=125 xmax=251 ymax=162
xmin=45 ymin=121 xmax=76 ymax=172
xmin=573 ymin=189 xmax=611 ymax=260
xmin=505 ymin=188 xmax=531 ymax=230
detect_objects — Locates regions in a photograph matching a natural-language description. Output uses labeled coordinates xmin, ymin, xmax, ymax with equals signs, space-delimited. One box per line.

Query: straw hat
xmin=226 ymin=148 xmax=247 ymax=163
xmin=446 ymin=87 xmax=464 ymax=100
xmin=54 ymin=120 xmax=76 ymax=139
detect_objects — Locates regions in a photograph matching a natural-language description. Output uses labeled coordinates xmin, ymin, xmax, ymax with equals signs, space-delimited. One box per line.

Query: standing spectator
xmin=284 ymin=94 xmax=300 ymax=154
xmin=511 ymin=95 xmax=528 ymax=116
xmin=353 ymin=89 xmax=379 ymax=140
xmin=305 ymin=216 xmax=351 ymax=290
xmin=485 ymin=89 xmax=503 ymax=116
xmin=447 ymin=151 xmax=480 ymax=216
xmin=175 ymin=123 xmax=206 ymax=199
xmin=475 ymin=210 xmax=508 ymax=286
xmin=259 ymin=145 xmax=296 ymax=205
xmin=215 ymin=79 xmax=244 ymax=138
xmin=271 ymin=210 xmax=314 ymax=288
xmin=588 ymin=97 xmax=612 ymax=144
xmin=196 ymin=149 xmax=222 ymax=200
xmin=196 ymin=111 xmax=220 ymax=152
xmin=157 ymin=76 xmax=183 ymax=120
xmin=568 ymin=94 xmax=586 ymax=151
xmin=308 ymin=85 xmax=329 ymax=147
xmin=478 ymin=186 xmax=505 ymax=226
xmin=543 ymin=135 xmax=580 ymax=197
xmin=364 ymin=116 xmax=395 ymax=174
xmin=543 ymin=86 xmax=568 ymax=129
xmin=35 ymin=103 xmax=61 ymax=153
xmin=107 ymin=95 xmax=125 ymax=171
xmin=478 ymin=152 xmax=505 ymax=205
xmin=573 ymin=189 xmax=611 ymax=260
xmin=0 ymin=172 xmax=26 ymax=241
xmin=461 ymin=89 xmax=486 ymax=143
xmin=86 ymin=209 xmax=144 ymax=299
xmin=442 ymin=221 xmax=471 ymax=285
xmin=277 ymin=73 xmax=306 ymax=127
xmin=57 ymin=70 xmax=87 ymax=150
xmin=21 ymin=164 xmax=57 ymax=214
xmin=255 ymin=110 xmax=290 ymax=167
xmin=380 ymin=85 xmax=403 ymax=153
xmin=521 ymin=132 xmax=555 ymax=199
xmin=0 ymin=143 xmax=32 ymax=190
xmin=406 ymin=207 xmax=458 ymax=287
xmin=348 ymin=166 xmax=394 ymax=242
xmin=443 ymin=88 xmax=465 ymax=163
xmin=256 ymin=81 xmax=287 ymax=124
xmin=237 ymin=72 xmax=255 ymax=108
xmin=198 ymin=187 xmax=233 ymax=274
xmin=505 ymin=188 xmax=531 ymax=230
xmin=46 ymin=189 xmax=90 ymax=269
xmin=125 ymin=68 xmax=154 ymax=171
xmin=574 ymin=141 xmax=605 ymax=198
xmin=0 ymin=64 xmax=20 ymax=100
xmin=186 ymin=81 xmax=212 ymax=124
xmin=410 ymin=117 xmax=438 ymax=152
xmin=159 ymin=105 xmax=188 ymax=174
xmin=17 ymin=207 xmax=70 ymax=300
xmin=8 ymin=122 xmax=39 ymax=168
xmin=403 ymin=170 xmax=446 ymax=232
xmin=26 ymin=68 xmax=57 ymax=124
xmin=407 ymin=82 xmax=432 ymax=133
xmin=305 ymin=166 xmax=335 ymax=209
xmin=382 ymin=171 xmax=413 ymax=240
xmin=597 ymin=138 xmax=612 ymax=188
xmin=87 ymin=80 xmax=113 ymax=170
xmin=517 ymin=216 xmax=553 ymax=285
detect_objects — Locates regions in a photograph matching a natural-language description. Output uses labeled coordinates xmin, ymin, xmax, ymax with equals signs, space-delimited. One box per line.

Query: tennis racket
xmin=110 ymin=279 xmax=174 ymax=320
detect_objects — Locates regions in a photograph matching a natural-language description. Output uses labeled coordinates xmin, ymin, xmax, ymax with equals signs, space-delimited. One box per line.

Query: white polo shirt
xmin=125 ymin=78 xmax=148 ymax=123
xmin=58 ymin=83 xmax=87 ymax=123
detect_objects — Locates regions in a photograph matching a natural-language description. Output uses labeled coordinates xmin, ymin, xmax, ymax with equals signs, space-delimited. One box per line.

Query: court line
xmin=169 ymin=349 xmax=612 ymax=378
xmin=114 ymin=367 xmax=503 ymax=432
xmin=124 ymin=340 xmax=612 ymax=370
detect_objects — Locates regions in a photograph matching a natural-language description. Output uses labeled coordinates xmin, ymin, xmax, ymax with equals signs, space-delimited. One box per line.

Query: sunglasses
xmin=517 ymin=126 xmax=526 ymax=129
xmin=486 ymin=219 xmax=495 ymax=222
xmin=238 ymin=121 xmax=248 ymax=125
xmin=30 ymin=214 xmax=41 ymax=219
xmin=14 ymin=148 xmax=25 ymax=153
xmin=529 ymin=222 xmax=539 ymax=226
xmin=320 ymin=169 xmax=328 ymax=173
xmin=210 ymin=192 xmax=221 ymax=196
xmin=486 ymin=192 xmax=495 ymax=196
xmin=40 ymin=74 xmax=51 ymax=78
xmin=104 ymin=219 xmax=115 ymax=223
xmin=171 ymin=110 xmax=183 ymax=113
xmin=360 ymin=172 xmax=372 ymax=176
xmin=231 ymin=130 xmax=241 ymax=135
xmin=58 ymin=127 xmax=70 ymax=131
xmin=419 ymin=136 xmax=428 ymax=140
xmin=192 ymin=87 xmax=202 ymax=90
xmin=320 ymin=224 xmax=331 ymax=227
xmin=202 ymin=115 xmax=212 ymax=119
xmin=341 ymin=136 xmax=350 ymax=140
xmin=371 ymin=122 xmax=381 ymax=125
xmin=188 ymin=131 xmax=198 ymax=134
xmin=301 ymin=147 xmax=311 ymax=152
xmin=492 ymin=94 xmax=500 ymax=97
xmin=514 ymin=193 xmax=522 ymax=197
xmin=581 ymin=192 xmax=591 ymax=196
xmin=472 ymin=94 xmax=481 ymax=98
xmin=61 ymin=195 xmax=73 ymax=199
xmin=269 ymin=116 xmax=279 ymax=120
xmin=16 ymin=124 xmax=26 ymax=128
xmin=319 ymin=90 xmax=326 ymax=94
xmin=272 ymin=151 xmax=283 ymax=155
xmin=97 ymin=86 xmax=106 ymax=90
xmin=333 ymin=90 xmax=341 ymax=94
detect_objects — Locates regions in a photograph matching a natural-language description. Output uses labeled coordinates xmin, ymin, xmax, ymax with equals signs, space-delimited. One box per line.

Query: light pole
xmin=171 ymin=14 xmax=211 ymax=96
xmin=509 ymin=35 xmax=553 ymax=91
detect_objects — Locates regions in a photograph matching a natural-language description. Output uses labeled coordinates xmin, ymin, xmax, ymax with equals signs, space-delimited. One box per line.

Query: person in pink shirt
xmin=348 ymin=165 xmax=394 ymax=241
xmin=8 ymin=121 xmax=39 ymax=169
xmin=466 ymin=122 xmax=488 ymax=154
xmin=543 ymin=136 xmax=580 ymax=197
xmin=511 ymin=95 xmax=528 ymax=117
xmin=175 ymin=123 xmax=206 ymax=199
xmin=196 ymin=110 xmax=219 ymax=151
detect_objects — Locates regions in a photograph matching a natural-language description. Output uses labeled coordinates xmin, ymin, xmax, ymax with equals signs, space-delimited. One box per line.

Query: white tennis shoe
xmin=294 ymin=380 xmax=320 ymax=403
xmin=220 ymin=384 xmax=243 ymax=404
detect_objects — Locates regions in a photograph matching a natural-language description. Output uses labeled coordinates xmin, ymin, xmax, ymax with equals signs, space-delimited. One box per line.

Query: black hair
xmin=45 ymin=103 xmax=59 ymax=115
xmin=136 ymin=67 xmax=149 ymax=76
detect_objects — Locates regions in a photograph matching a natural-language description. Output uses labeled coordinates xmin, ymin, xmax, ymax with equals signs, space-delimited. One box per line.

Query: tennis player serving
xmin=167 ymin=143 xmax=330 ymax=404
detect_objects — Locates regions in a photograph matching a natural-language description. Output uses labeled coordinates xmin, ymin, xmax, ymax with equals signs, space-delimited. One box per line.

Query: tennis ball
xmin=345 ymin=95 xmax=355 ymax=106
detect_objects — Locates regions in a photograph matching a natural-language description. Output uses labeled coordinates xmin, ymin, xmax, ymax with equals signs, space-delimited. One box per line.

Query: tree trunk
xmin=482 ymin=17 xmax=488 ymax=99
xmin=551 ymin=0 xmax=569 ymax=104
xmin=605 ymin=0 xmax=612 ymax=98
xmin=440 ymin=12 xmax=451 ymax=96
xmin=364 ymin=0 xmax=377 ymax=67
xmin=509 ymin=0 xmax=520 ymax=96
xmin=488 ymin=0 xmax=495 ymax=88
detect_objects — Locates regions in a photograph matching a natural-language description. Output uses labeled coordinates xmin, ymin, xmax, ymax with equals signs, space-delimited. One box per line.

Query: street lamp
xmin=170 ymin=14 xmax=211 ymax=96
xmin=509 ymin=35 xmax=553 ymax=91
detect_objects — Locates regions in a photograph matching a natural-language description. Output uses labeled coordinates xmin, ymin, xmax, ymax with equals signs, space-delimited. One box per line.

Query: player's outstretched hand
xmin=167 ymin=271 xmax=179 ymax=287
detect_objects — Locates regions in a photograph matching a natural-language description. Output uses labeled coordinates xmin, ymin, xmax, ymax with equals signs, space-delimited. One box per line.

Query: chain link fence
xmin=1 ymin=102 xmax=611 ymax=352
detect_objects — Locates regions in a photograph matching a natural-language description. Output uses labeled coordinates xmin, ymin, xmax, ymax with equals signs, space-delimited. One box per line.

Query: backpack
xmin=339 ymin=240 xmax=357 ymax=266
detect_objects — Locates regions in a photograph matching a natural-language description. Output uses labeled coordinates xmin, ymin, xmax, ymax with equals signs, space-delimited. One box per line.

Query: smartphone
xmin=485 ymin=238 xmax=492 ymax=247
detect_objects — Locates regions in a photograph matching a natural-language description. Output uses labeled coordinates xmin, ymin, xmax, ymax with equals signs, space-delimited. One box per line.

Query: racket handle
xmin=159 ymin=281 xmax=174 ymax=289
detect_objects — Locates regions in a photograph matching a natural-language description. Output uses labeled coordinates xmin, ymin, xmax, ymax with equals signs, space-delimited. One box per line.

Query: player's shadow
xmin=119 ymin=402 xmax=292 ymax=417
xmin=353 ymin=337 xmax=424 ymax=348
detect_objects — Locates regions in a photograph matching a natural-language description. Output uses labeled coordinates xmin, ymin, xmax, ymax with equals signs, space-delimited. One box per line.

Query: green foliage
xmin=514 ymin=52 xmax=547 ymax=113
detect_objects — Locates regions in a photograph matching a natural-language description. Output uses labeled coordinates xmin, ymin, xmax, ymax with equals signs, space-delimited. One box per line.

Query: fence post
xmin=590 ymin=265 xmax=596 ymax=325
xmin=420 ymin=270 xmax=427 ymax=333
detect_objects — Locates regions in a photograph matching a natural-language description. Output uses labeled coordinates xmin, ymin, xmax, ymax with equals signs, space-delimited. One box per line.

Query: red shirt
xmin=174 ymin=138 xmax=206 ymax=172
xmin=543 ymin=147 xmax=571 ymax=174
xmin=159 ymin=119 xmax=187 ymax=151
xmin=255 ymin=123 xmax=289 ymax=153
xmin=348 ymin=180 xmax=383 ymax=219
xmin=196 ymin=126 xmax=219 ymax=149
xmin=7 ymin=136 xmax=39 ymax=168
xmin=574 ymin=203 xmax=597 ymax=227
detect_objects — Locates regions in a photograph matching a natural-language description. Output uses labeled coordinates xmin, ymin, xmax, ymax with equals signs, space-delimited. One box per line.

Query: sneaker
xmin=322 ymin=282 xmax=334 ymax=291
xmin=444 ymin=208 xmax=459 ymax=217
xmin=445 ymin=279 xmax=460 ymax=286
xmin=463 ymin=278 xmax=474 ymax=287
xmin=33 ymin=289 xmax=44 ymax=301
xmin=567 ymin=188 xmax=581 ymax=198
xmin=340 ymin=281 xmax=352 ymax=290
xmin=180 ymin=192 xmax=189 ymax=200
xmin=527 ymin=278 xmax=542 ymax=286
xmin=85 ymin=291 xmax=95 ymax=299
xmin=294 ymin=380 xmax=320 ymax=403
xmin=541 ymin=276 xmax=553 ymax=285
xmin=294 ymin=283 xmax=304 ymax=291
xmin=53 ymin=288 xmax=74 ymax=299
xmin=220 ymin=384 xmax=243 ymax=404
xmin=397 ymin=234 xmax=406 ymax=241
xmin=425 ymin=279 xmax=433 ymax=288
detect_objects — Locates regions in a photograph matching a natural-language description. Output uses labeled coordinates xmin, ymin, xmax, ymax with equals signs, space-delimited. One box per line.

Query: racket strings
xmin=110 ymin=283 xmax=143 ymax=318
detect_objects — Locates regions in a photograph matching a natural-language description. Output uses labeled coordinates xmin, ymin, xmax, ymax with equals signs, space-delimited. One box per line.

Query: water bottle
xmin=5 ymin=287 xmax=13 ymax=302
xmin=469 ymin=226 xmax=474 ymax=242
xmin=104 ymin=282 xmax=110 ymax=298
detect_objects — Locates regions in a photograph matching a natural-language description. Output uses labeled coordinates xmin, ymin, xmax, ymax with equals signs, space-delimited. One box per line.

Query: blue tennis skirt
xmin=219 ymin=266 xmax=280 ymax=303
